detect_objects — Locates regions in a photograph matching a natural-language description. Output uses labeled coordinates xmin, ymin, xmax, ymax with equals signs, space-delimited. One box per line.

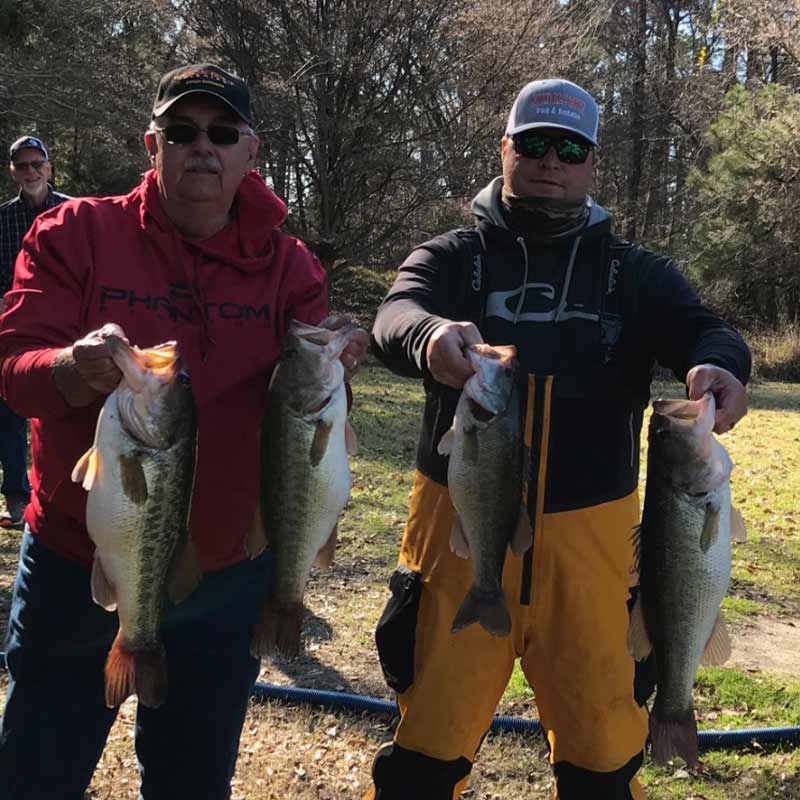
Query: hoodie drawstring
xmin=169 ymin=228 xmax=216 ymax=361
xmin=554 ymin=235 xmax=583 ymax=323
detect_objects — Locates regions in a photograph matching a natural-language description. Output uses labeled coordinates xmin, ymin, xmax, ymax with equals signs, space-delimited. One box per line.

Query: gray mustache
xmin=185 ymin=157 xmax=221 ymax=172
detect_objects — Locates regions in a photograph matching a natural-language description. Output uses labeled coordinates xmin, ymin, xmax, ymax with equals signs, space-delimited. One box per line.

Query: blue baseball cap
xmin=505 ymin=79 xmax=599 ymax=145
xmin=9 ymin=135 xmax=49 ymax=161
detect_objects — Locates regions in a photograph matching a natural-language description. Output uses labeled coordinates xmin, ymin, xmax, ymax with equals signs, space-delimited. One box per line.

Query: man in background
xmin=0 ymin=136 xmax=68 ymax=527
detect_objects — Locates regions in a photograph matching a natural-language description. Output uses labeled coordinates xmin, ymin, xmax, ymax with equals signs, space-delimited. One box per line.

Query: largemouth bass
xmin=249 ymin=320 xmax=357 ymax=659
xmin=72 ymin=327 xmax=200 ymax=708
xmin=438 ymin=344 xmax=531 ymax=637
xmin=628 ymin=392 xmax=746 ymax=767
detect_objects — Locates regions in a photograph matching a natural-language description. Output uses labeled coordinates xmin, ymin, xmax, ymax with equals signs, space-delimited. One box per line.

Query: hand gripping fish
xmin=628 ymin=392 xmax=747 ymax=767
xmin=72 ymin=326 xmax=201 ymax=708
xmin=248 ymin=320 xmax=358 ymax=659
xmin=438 ymin=344 xmax=532 ymax=636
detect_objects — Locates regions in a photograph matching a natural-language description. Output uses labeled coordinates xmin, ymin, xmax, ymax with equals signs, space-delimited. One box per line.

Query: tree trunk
xmin=626 ymin=0 xmax=648 ymax=242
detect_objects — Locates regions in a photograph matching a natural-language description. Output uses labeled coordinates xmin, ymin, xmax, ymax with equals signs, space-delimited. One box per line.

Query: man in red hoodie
xmin=0 ymin=64 xmax=367 ymax=799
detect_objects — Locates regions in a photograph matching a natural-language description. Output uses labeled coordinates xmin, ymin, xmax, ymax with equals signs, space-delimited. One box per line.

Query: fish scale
xmin=73 ymin=333 xmax=199 ymax=709
xmin=438 ymin=344 xmax=530 ymax=637
xmin=250 ymin=320 xmax=356 ymax=659
xmin=630 ymin=392 xmax=737 ymax=768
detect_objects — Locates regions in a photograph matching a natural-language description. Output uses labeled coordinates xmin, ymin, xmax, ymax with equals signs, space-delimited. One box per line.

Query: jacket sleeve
xmin=633 ymin=249 xmax=751 ymax=384
xmin=371 ymin=233 xmax=464 ymax=378
xmin=0 ymin=203 xmax=95 ymax=419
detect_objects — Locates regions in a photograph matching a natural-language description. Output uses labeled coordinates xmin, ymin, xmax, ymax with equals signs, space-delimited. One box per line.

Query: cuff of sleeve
xmin=1 ymin=348 xmax=88 ymax=419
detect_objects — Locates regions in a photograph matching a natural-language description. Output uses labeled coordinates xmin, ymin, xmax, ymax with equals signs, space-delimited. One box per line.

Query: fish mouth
xmin=107 ymin=339 xmax=180 ymax=389
xmin=468 ymin=399 xmax=495 ymax=422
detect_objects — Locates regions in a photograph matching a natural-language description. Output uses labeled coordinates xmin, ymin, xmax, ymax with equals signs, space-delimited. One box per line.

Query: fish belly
xmin=86 ymin=400 xmax=192 ymax=647
xmin=644 ymin=485 xmax=732 ymax=718
xmin=263 ymin=388 xmax=351 ymax=604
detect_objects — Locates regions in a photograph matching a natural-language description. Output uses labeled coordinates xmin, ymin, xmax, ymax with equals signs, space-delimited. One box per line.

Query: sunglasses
xmin=11 ymin=159 xmax=47 ymax=171
xmin=512 ymin=131 xmax=593 ymax=164
xmin=154 ymin=123 xmax=248 ymax=147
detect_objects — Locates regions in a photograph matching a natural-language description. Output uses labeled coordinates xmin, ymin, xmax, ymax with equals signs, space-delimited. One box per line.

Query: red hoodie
xmin=0 ymin=169 xmax=327 ymax=572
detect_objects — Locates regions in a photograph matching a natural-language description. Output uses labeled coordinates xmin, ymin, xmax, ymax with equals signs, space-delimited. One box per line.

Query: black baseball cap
xmin=152 ymin=64 xmax=252 ymax=126
xmin=9 ymin=135 xmax=49 ymax=161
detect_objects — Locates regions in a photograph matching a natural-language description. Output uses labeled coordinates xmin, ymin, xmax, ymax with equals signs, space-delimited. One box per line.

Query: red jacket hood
xmin=135 ymin=168 xmax=289 ymax=270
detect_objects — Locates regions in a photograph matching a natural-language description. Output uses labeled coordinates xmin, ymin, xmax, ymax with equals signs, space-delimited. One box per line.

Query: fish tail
xmin=134 ymin=645 xmax=168 ymax=708
xmin=649 ymin=711 xmax=699 ymax=768
xmin=274 ymin=603 xmax=305 ymax=658
xmin=104 ymin=632 xmax=136 ymax=708
xmin=250 ymin=600 xmax=305 ymax=660
xmin=451 ymin=587 xmax=511 ymax=637
xmin=250 ymin=598 xmax=278 ymax=658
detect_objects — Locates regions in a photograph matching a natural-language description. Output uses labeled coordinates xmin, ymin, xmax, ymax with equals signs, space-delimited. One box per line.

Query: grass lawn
xmin=0 ymin=365 xmax=798 ymax=798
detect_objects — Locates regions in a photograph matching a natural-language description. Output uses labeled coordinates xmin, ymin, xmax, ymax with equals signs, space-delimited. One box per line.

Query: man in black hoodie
xmin=364 ymin=79 xmax=750 ymax=799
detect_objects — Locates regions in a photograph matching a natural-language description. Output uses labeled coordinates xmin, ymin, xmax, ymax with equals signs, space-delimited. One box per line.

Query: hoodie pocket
xmin=375 ymin=564 xmax=423 ymax=693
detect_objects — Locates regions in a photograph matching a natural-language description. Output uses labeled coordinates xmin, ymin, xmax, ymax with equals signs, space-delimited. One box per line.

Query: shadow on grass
xmin=265 ymin=609 xmax=356 ymax=693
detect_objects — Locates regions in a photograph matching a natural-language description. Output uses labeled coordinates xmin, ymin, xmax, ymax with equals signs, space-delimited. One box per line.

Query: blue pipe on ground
xmin=249 ymin=681 xmax=800 ymax=750
xmin=2 ymin=651 xmax=798 ymax=750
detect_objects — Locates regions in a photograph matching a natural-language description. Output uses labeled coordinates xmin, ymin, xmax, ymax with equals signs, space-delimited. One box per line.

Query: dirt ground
xmin=1 ymin=525 xmax=797 ymax=799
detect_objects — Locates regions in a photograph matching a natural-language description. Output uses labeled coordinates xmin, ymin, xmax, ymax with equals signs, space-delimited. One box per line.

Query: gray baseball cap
xmin=505 ymin=79 xmax=599 ymax=145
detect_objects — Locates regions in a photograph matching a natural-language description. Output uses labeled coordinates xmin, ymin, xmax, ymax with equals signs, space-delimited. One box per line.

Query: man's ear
xmin=247 ymin=134 xmax=260 ymax=166
xmin=144 ymin=131 xmax=158 ymax=162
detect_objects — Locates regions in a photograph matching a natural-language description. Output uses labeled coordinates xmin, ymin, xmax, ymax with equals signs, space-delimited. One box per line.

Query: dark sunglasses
xmin=12 ymin=159 xmax=47 ymax=171
xmin=512 ymin=131 xmax=593 ymax=164
xmin=154 ymin=123 xmax=248 ymax=147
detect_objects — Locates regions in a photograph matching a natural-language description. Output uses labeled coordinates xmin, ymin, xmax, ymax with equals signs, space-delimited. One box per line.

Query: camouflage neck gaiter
xmin=501 ymin=187 xmax=589 ymax=237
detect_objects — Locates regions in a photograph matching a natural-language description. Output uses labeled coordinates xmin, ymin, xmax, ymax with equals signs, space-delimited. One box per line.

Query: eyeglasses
xmin=154 ymin=123 xmax=249 ymax=147
xmin=11 ymin=159 xmax=47 ymax=171
xmin=512 ymin=132 xmax=593 ymax=164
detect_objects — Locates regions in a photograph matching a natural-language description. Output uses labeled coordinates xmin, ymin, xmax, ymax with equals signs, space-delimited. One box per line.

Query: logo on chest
xmin=485 ymin=282 xmax=600 ymax=323
xmin=99 ymin=283 xmax=271 ymax=325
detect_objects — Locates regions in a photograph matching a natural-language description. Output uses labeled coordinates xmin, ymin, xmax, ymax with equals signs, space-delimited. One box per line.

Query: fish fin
xmin=437 ymin=427 xmax=455 ymax=456
xmin=700 ymin=612 xmax=732 ymax=666
xmin=244 ymin=503 xmax=268 ymax=558
xmin=700 ymin=500 xmax=721 ymax=553
xmin=250 ymin=598 xmax=278 ymax=659
xmin=167 ymin=538 xmax=203 ymax=605
xmin=119 ymin=453 xmax=148 ymax=504
xmin=310 ymin=420 xmax=332 ymax=467
xmin=104 ymin=632 xmax=136 ymax=708
xmin=314 ymin=524 xmax=338 ymax=568
xmin=451 ymin=587 xmax=511 ymax=637
xmin=730 ymin=506 xmax=748 ymax=542
xmin=267 ymin=363 xmax=281 ymax=393
xmin=649 ymin=712 xmax=699 ymax=768
xmin=627 ymin=595 xmax=653 ymax=661
xmin=510 ymin=505 xmax=533 ymax=556
xmin=250 ymin=599 xmax=305 ymax=660
xmin=449 ymin=518 xmax=471 ymax=559
xmin=134 ymin=645 xmax=168 ymax=708
xmin=90 ymin=555 xmax=117 ymax=611
xmin=345 ymin=419 xmax=358 ymax=455
xmin=72 ymin=447 xmax=100 ymax=491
